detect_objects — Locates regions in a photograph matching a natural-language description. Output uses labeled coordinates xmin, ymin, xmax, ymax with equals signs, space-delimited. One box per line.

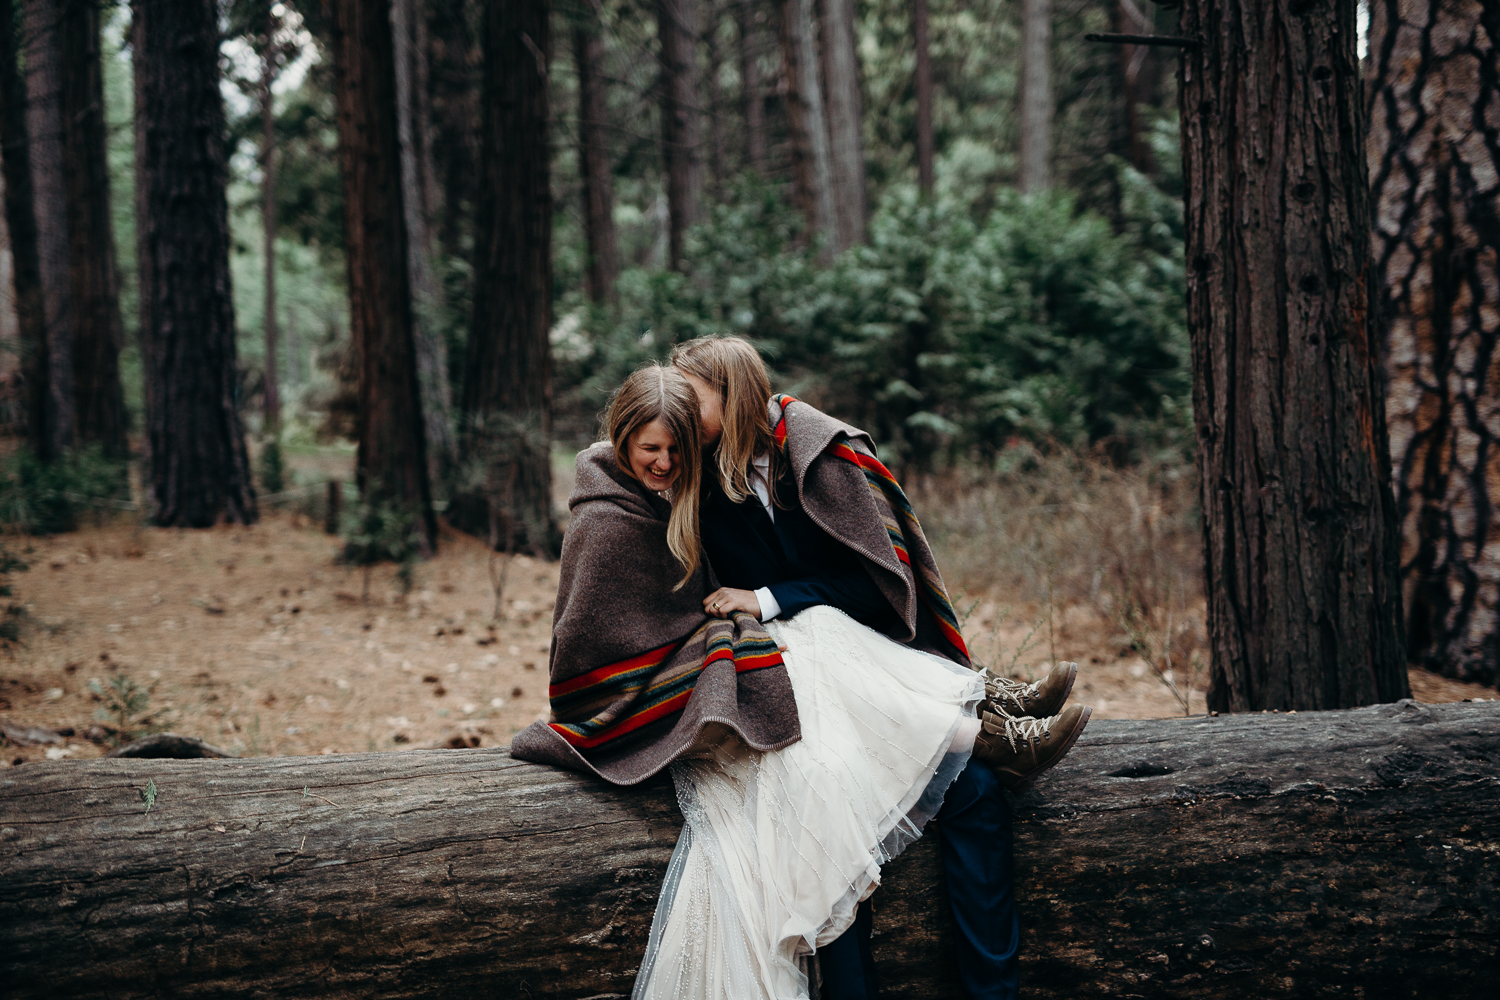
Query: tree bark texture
xmin=1018 ymin=0 xmax=1052 ymax=193
xmin=1178 ymin=0 xmax=1409 ymax=712
xmin=574 ymin=15 xmax=618 ymax=305
xmin=1366 ymin=0 xmax=1500 ymax=687
xmin=2 ymin=702 xmax=1496 ymax=999
xmin=0 ymin=0 xmax=50 ymax=459
xmin=819 ymin=0 xmax=865 ymax=251
xmin=1114 ymin=0 xmax=1155 ymax=174
xmin=60 ymin=0 xmax=126 ymax=456
xmin=329 ymin=0 xmax=437 ymax=551
xmin=779 ymin=0 xmax=835 ymax=254
xmin=657 ymin=0 xmax=703 ymax=272
xmin=911 ymin=0 xmax=934 ymax=195
xmin=392 ymin=0 xmax=455 ymax=483
xmin=453 ymin=0 xmax=559 ymax=557
xmin=133 ymin=0 xmax=257 ymax=527
xmin=23 ymin=0 xmax=72 ymax=454
xmin=425 ymin=0 xmax=480 ymax=269
xmin=738 ymin=0 xmax=766 ymax=173
xmin=260 ymin=57 xmax=281 ymax=431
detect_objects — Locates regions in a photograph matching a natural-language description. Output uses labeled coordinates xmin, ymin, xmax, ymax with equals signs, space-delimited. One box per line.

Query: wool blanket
xmin=510 ymin=442 xmax=801 ymax=785
xmin=769 ymin=395 xmax=971 ymax=667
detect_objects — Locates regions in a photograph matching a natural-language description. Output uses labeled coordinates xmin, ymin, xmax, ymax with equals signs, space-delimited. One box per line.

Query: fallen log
xmin=1 ymin=700 xmax=1496 ymax=999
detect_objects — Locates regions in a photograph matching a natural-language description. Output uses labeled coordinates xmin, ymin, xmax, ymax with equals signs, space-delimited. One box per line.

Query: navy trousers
xmin=817 ymin=759 xmax=1020 ymax=1000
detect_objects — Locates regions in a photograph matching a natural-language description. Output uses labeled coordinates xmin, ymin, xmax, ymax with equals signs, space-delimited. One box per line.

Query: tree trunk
xmin=1178 ymin=0 xmax=1408 ymax=712
xmin=329 ymin=0 xmax=437 ymax=552
xmin=133 ymin=0 xmax=257 ymax=527
xmin=392 ymin=0 xmax=454 ymax=486
xmin=1367 ymin=0 xmax=1500 ymax=687
xmin=1018 ymin=0 xmax=1051 ymax=193
xmin=778 ymin=0 xmax=835 ymax=254
xmin=738 ymin=0 xmax=766 ymax=173
xmin=23 ymin=0 xmax=72 ymax=454
xmin=0 ymin=0 xmax=50 ymax=459
xmin=260 ymin=59 xmax=280 ymax=432
xmin=1114 ymin=0 xmax=1154 ymax=174
xmin=60 ymin=0 xmax=125 ymax=456
xmin=820 ymin=0 xmax=865 ymax=251
xmin=911 ymin=0 xmax=933 ymax=195
xmin=573 ymin=14 xmax=618 ymax=305
xmin=452 ymin=0 xmax=559 ymax=557
xmin=657 ymin=0 xmax=703 ymax=272
xmin=425 ymin=0 xmax=480 ymax=269
xmin=704 ymin=1 xmax=726 ymax=199
xmin=3 ymin=702 xmax=1496 ymax=999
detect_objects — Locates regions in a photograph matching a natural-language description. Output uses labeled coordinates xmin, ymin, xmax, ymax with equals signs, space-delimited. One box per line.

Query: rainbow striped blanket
xmin=770 ymin=394 xmax=971 ymax=666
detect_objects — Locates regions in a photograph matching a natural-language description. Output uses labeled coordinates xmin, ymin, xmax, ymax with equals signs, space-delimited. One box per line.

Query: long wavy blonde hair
xmin=605 ymin=365 xmax=703 ymax=587
xmin=669 ymin=335 xmax=778 ymax=504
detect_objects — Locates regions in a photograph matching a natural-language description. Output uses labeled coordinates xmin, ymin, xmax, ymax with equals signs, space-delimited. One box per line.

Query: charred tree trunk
xmin=60 ymin=0 xmax=125 ymax=456
xmin=1018 ymin=0 xmax=1051 ymax=193
xmin=820 ymin=0 xmax=865 ymax=251
xmin=3 ymin=702 xmax=1496 ymax=999
xmin=133 ymin=0 xmax=257 ymax=527
xmin=329 ymin=0 xmax=437 ymax=552
xmin=1367 ymin=0 xmax=1500 ymax=687
xmin=911 ymin=0 xmax=933 ymax=195
xmin=392 ymin=0 xmax=454 ymax=484
xmin=23 ymin=0 xmax=72 ymax=454
xmin=573 ymin=13 xmax=618 ymax=305
xmin=657 ymin=0 xmax=703 ymax=272
xmin=0 ymin=0 xmax=49 ymax=459
xmin=259 ymin=57 xmax=280 ymax=432
xmin=452 ymin=0 xmax=559 ymax=557
xmin=1179 ymin=0 xmax=1408 ymax=711
xmin=779 ymin=0 xmax=834 ymax=253
xmin=738 ymin=0 xmax=766 ymax=173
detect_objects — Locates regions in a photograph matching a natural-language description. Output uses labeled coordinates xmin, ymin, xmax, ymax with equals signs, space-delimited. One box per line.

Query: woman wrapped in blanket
xmin=671 ymin=336 xmax=1092 ymax=1000
xmin=512 ymin=364 xmax=1050 ymax=1000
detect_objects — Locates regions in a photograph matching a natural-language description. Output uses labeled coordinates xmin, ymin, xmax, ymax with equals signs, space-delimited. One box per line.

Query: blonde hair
xmin=670 ymin=335 xmax=776 ymax=504
xmin=605 ymin=365 xmax=703 ymax=587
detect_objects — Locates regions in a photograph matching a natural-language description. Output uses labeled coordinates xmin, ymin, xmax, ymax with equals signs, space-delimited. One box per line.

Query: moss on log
xmin=1 ymin=700 xmax=1496 ymax=999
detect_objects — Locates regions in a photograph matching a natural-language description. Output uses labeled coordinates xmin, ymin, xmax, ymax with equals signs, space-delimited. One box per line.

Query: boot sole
xmin=996 ymin=704 xmax=1092 ymax=795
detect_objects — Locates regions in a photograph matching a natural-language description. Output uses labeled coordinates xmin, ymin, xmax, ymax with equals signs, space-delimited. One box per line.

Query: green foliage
xmin=260 ymin=438 xmax=286 ymax=494
xmin=0 ymin=447 xmax=130 ymax=535
xmin=90 ymin=673 xmax=156 ymax=746
xmin=339 ymin=493 xmax=422 ymax=600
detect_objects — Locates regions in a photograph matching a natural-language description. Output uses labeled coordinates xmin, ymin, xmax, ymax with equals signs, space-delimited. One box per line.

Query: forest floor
xmin=2 ymin=483 xmax=1495 ymax=766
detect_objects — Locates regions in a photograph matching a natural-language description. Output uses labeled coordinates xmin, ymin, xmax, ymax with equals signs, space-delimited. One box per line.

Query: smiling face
xmin=678 ymin=371 xmax=724 ymax=447
xmin=627 ymin=418 xmax=682 ymax=492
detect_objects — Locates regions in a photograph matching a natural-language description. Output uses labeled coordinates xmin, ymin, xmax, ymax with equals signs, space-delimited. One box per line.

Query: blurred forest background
xmin=0 ymin=0 xmax=1495 ymax=760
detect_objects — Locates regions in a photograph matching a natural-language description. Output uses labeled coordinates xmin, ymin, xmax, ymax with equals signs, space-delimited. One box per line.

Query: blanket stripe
xmin=548 ymin=619 xmax=784 ymax=749
xmin=774 ymin=395 xmax=970 ymax=660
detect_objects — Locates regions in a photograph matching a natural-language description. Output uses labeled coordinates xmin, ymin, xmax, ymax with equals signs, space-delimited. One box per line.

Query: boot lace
xmin=983 ymin=671 xmax=1041 ymax=713
xmin=981 ymin=711 xmax=1053 ymax=756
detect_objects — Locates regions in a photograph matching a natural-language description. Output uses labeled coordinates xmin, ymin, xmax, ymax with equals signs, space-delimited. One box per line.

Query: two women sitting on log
xmin=512 ymin=336 xmax=1091 ymax=1000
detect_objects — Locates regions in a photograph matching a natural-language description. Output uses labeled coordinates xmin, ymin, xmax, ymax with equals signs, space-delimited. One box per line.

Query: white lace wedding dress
xmin=632 ymin=605 xmax=984 ymax=1000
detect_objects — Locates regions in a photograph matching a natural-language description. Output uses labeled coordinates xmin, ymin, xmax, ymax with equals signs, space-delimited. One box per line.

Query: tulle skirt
xmin=632 ymin=605 xmax=984 ymax=1000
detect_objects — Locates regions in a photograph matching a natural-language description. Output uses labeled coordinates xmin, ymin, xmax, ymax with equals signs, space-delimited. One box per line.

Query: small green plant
xmin=0 ymin=446 xmax=129 ymax=534
xmin=339 ymin=493 xmax=421 ymax=602
xmin=260 ymin=437 xmax=286 ymax=494
xmin=89 ymin=672 xmax=156 ymax=746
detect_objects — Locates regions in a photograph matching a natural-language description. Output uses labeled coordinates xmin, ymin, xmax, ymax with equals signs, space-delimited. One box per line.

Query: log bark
xmin=1366 ymin=0 xmax=1500 ymax=687
xmin=573 ymin=12 xmax=618 ymax=305
xmin=820 ymin=0 xmax=865 ymax=251
xmin=779 ymin=0 xmax=835 ymax=255
xmin=23 ymin=0 xmax=73 ymax=454
xmin=60 ymin=0 xmax=126 ymax=456
xmin=1019 ymin=0 xmax=1052 ymax=193
xmin=134 ymin=0 xmax=258 ymax=527
xmin=329 ymin=0 xmax=438 ymax=552
xmin=657 ymin=0 xmax=703 ymax=271
xmin=450 ymin=0 xmax=560 ymax=557
xmin=0 ymin=0 xmax=50 ymax=459
xmin=1177 ymin=0 xmax=1409 ymax=712
xmin=3 ymin=701 xmax=1496 ymax=999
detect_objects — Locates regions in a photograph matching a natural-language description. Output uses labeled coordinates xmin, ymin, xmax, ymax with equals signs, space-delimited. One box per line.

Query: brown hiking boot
xmin=971 ymin=703 xmax=1092 ymax=793
xmin=981 ymin=661 xmax=1078 ymax=719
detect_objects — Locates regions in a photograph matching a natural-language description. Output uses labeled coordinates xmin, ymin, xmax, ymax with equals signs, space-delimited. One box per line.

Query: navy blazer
xmin=700 ymin=460 xmax=899 ymax=633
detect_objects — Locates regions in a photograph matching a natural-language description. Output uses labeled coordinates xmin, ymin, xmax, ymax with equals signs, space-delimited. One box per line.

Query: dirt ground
xmin=3 ymin=512 xmax=1495 ymax=766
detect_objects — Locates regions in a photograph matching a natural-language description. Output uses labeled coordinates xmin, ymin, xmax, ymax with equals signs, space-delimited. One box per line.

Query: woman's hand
xmin=704 ymin=587 xmax=762 ymax=620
